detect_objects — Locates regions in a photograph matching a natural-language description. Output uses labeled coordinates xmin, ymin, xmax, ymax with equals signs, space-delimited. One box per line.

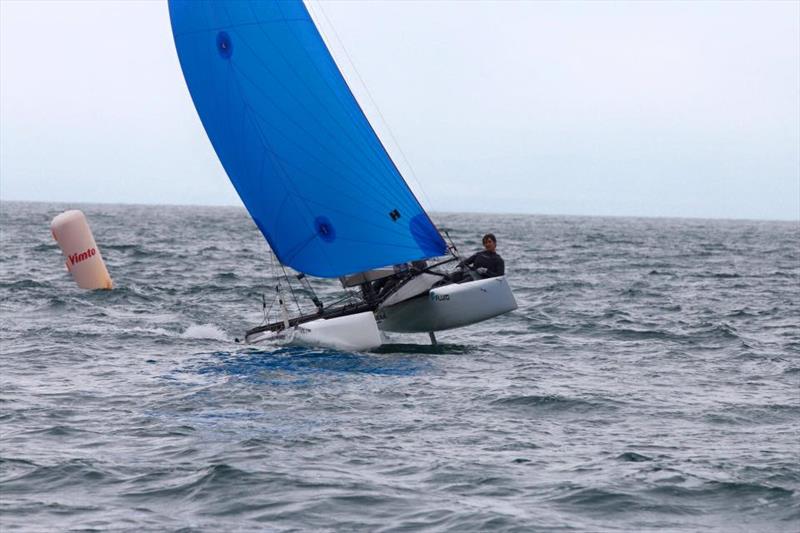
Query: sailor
xmin=458 ymin=233 xmax=505 ymax=279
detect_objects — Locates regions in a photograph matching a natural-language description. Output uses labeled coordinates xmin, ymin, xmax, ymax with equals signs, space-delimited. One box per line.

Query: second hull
xmin=377 ymin=276 xmax=517 ymax=333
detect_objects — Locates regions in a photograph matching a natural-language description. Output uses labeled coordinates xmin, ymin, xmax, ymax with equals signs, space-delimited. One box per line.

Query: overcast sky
xmin=1 ymin=0 xmax=798 ymax=220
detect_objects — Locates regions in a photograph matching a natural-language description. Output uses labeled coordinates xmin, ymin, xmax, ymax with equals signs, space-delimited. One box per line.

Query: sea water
xmin=1 ymin=201 xmax=798 ymax=532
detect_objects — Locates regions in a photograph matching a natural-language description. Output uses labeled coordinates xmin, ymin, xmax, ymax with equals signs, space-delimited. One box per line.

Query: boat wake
xmin=179 ymin=323 xmax=228 ymax=342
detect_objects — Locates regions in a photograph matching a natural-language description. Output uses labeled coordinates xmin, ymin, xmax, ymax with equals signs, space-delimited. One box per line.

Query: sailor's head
xmin=482 ymin=233 xmax=497 ymax=253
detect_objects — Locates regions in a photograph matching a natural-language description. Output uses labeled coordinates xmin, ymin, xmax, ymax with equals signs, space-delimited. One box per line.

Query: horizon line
xmin=1 ymin=198 xmax=797 ymax=224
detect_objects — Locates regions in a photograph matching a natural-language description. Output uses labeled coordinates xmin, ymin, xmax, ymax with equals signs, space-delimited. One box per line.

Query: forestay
xmin=168 ymin=0 xmax=447 ymax=277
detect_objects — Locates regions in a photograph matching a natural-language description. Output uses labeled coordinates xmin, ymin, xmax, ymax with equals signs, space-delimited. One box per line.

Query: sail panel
xmin=168 ymin=0 xmax=447 ymax=277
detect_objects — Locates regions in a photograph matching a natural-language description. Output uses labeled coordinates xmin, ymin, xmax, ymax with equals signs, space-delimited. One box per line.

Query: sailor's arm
xmin=460 ymin=253 xmax=477 ymax=269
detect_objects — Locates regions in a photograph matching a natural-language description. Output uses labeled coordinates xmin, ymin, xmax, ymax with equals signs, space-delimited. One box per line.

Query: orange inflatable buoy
xmin=50 ymin=210 xmax=113 ymax=290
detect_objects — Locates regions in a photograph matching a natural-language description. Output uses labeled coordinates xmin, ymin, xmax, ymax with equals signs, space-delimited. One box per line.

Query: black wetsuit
xmin=463 ymin=251 xmax=504 ymax=278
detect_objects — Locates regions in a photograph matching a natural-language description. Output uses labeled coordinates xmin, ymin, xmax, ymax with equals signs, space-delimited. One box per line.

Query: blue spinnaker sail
xmin=168 ymin=0 xmax=447 ymax=277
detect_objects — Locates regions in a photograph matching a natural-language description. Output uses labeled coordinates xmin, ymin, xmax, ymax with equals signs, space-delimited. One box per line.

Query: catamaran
xmin=168 ymin=0 xmax=517 ymax=350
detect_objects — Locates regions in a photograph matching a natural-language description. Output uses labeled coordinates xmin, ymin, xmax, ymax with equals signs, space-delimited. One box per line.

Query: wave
xmin=0 ymin=279 xmax=53 ymax=290
xmin=726 ymin=309 xmax=757 ymax=318
xmin=121 ymin=463 xmax=258 ymax=502
xmin=705 ymin=404 xmax=799 ymax=426
xmin=102 ymin=243 xmax=142 ymax=252
xmin=692 ymin=321 xmax=740 ymax=341
xmin=616 ymin=451 xmax=652 ymax=462
xmin=567 ymin=323 xmax=684 ymax=342
xmin=20 ymin=425 xmax=96 ymax=438
xmin=608 ymin=327 xmax=681 ymax=341
xmin=1 ymin=459 xmax=115 ymax=492
xmin=550 ymin=481 xmax=795 ymax=518
xmin=0 ymin=457 xmax=39 ymax=483
xmin=549 ymin=486 xmax=647 ymax=513
xmin=646 ymin=480 xmax=795 ymax=501
xmin=491 ymin=394 xmax=616 ymax=414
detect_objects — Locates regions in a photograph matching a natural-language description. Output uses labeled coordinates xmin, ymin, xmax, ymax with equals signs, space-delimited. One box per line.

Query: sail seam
xmin=273 ymin=1 xmax=409 ymax=203
xmin=246 ymin=2 xmax=403 ymax=198
xmin=227 ymin=40 xmax=413 ymax=210
xmin=228 ymin=64 xmax=414 ymax=211
xmin=305 ymin=0 xmax=446 ymax=253
xmin=173 ymin=19 xmax=309 ymax=38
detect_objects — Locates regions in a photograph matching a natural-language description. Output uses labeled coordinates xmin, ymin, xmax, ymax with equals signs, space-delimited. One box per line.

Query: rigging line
xmin=224 ymin=1 xmax=398 ymax=192
xmin=218 ymin=65 xmax=262 ymax=226
xmin=227 ymin=61 xmax=414 ymax=212
xmin=279 ymin=229 xmax=317 ymax=266
xmin=247 ymin=119 xmax=335 ymax=270
xmin=304 ymin=0 xmax=416 ymax=183
xmin=265 ymin=295 xmax=277 ymax=325
xmin=274 ymin=1 xmax=386 ymax=164
xmin=276 ymin=1 xmax=409 ymax=192
xmin=220 ymin=36 xmax=310 ymax=222
xmin=228 ymin=87 xmax=416 ymax=215
xmin=262 ymin=280 xmax=280 ymax=326
xmin=266 ymin=249 xmax=279 ymax=323
xmin=311 ymin=0 xmax=440 ymax=221
xmin=231 ymin=30 xmax=404 ymax=193
xmin=279 ymin=263 xmax=303 ymax=315
xmin=240 ymin=112 xmax=337 ymax=274
xmin=246 ymin=2 xmax=403 ymax=189
xmin=237 ymin=6 xmax=438 ymax=227
xmin=226 ymin=60 xmax=322 ymax=260
xmin=307 ymin=1 xmax=446 ymax=254
xmin=227 ymin=64 xmax=412 ymax=211
xmin=213 ymin=3 xmax=329 ymax=283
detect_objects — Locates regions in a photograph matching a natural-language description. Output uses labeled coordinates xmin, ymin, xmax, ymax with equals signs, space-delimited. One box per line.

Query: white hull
xmin=377 ymin=276 xmax=517 ymax=333
xmin=246 ymin=311 xmax=383 ymax=352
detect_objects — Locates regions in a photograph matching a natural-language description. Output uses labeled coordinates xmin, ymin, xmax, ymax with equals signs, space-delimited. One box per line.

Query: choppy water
xmin=1 ymin=201 xmax=798 ymax=532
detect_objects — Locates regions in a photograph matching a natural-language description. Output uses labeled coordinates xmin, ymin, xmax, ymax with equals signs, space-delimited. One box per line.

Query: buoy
xmin=51 ymin=210 xmax=113 ymax=290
